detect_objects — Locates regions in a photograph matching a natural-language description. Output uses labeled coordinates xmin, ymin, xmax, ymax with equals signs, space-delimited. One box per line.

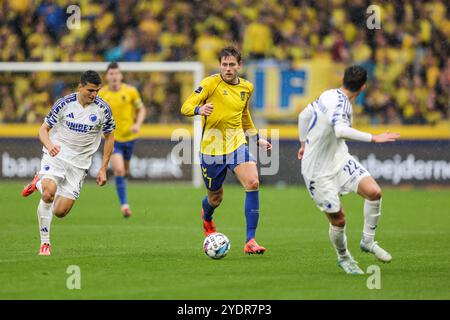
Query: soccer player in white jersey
xmin=297 ymin=66 xmax=400 ymax=274
xmin=21 ymin=70 xmax=115 ymax=256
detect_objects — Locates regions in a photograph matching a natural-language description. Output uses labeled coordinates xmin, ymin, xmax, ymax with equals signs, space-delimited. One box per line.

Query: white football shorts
xmin=38 ymin=153 xmax=88 ymax=200
xmin=303 ymin=157 xmax=371 ymax=213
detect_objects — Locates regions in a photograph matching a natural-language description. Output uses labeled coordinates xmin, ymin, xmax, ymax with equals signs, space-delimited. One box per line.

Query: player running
xmin=22 ymin=70 xmax=115 ymax=256
xmin=297 ymin=65 xmax=399 ymax=274
xmin=181 ymin=46 xmax=272 ymax=255
xmin=98 ymin=62 xmax=146 ymax=218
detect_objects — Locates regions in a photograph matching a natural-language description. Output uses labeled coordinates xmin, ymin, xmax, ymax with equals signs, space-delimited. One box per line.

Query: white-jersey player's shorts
xmin=303 ymin=157 xmax=371 ymax=213
xmin=38 ymin=153 xmax=88 ymax=200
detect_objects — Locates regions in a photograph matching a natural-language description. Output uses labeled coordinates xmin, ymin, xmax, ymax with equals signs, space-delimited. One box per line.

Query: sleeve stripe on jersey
xmin=94 ymin=96 xmax=113 ymax=118
xmin=95 ymin=96 xmax=115 ymax=134
xmin=102 ymin=122 xmax=115 ymax=134
xmin=337 ymin=91 xmax=351 ymax=115
xmin=45 ymin=93 xmax=77 ymax=127
xmin=344 ymin=99 xmax=351 ymax=114
xmin=332 ymin=91 xmax=352 ymax=126
xmin=307 ymin=111 xmax=318 ymax=133
xmin=102 ymin=113 xmax=115 ymax=134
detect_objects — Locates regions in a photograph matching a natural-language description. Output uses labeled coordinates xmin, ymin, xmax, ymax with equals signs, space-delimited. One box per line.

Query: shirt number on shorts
xmin=343 ymin=159 xmax=359 ymax=176
xmin=201 ymin=166 xmax=212 ymax=189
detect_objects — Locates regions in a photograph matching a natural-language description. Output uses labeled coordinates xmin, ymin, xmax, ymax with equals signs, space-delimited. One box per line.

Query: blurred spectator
xmin=37 ymin=1 xmax=67 ymax=40
xmin=122 ymin=29 xmax=143 ymax=62
xmin=194 ymin=28 xmax=226 ymax=74
xmin=0 ymin=0 xmax=448 ymax=125
xmin=242 ymin=13 xmax=273 ymax=59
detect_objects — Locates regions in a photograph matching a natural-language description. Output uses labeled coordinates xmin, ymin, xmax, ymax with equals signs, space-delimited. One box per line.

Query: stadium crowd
xmin=0 ymin=0 xmax=448 ymax=125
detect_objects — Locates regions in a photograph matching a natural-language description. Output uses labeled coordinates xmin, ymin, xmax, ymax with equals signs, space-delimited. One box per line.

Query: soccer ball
xmin=203 ymin=232 xmax=231 ymax=259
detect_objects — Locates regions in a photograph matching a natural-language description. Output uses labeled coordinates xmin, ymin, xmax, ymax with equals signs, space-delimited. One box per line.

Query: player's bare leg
xmin=52 ymin=196 xmax=75 ymax=218
xmin=357 ymin=176 xmax=392 ymax=263
xmin=326 ymin=210 xmax=364 ymax=274
xmin=124 ymin=159 xmax=131 ymax=177
xmin=202 ymin=188 xmax=222 ymax=236
xmin=234 ymin=162 xmax=266 ymax=254
xmin=111 ymin=153 xmax=131 ymax=218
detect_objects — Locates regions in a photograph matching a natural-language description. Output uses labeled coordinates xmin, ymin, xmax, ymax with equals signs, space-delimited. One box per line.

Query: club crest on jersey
xmin=44 ymin=165 xmax=50 ymax=171
xmin=240 ymin=92 xmax=245 ymax=101
xmin=223 ymin=90 xmax=228 ymax=95
xmin=194 ymin=86 xmax=203 ymax=94
xmin=89 ymin=114 xmax=97 ymax=122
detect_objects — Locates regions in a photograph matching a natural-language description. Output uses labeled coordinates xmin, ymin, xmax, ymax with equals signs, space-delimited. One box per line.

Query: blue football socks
xmin=245 ymin=190 xmax=259 ymax=242
xmin=114 ymin=176 xmax=127 ymax=206
xmin=202 ymin=196 xmax=216 ymax=221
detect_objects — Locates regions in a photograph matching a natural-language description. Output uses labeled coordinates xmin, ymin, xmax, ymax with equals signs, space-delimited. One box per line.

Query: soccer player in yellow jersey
xmin=99 ymin=62 xmax=146 ymax=218
xmin=181 ymin=47 xmax=272 ymax=254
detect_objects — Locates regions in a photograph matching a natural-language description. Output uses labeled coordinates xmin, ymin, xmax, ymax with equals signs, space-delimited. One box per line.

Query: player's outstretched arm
xmin=38 ymin=123 xmax=60 ymax=157
xmin=371 ymin=132 xmax=401 ymax=143
xmin=334 ymin=125 xmax=400 ymax=143
xmin=96 ymin=132 xmax=114 ymax=186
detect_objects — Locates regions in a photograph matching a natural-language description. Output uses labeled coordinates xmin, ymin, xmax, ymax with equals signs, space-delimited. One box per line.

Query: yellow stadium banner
xmin=0 ymin=124 xmax=193 ymax=139
xmin=245 ymin=59 xmax=344 ymax=119
xmin=0 ymin=123 xmax=448 ymax=140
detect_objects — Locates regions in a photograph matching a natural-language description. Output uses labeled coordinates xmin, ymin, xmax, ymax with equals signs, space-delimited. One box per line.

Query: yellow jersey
xmin=181 ymin=74 xmax=257 ymax=155
xmin=99 ymin=83 xmax=144 ymax=142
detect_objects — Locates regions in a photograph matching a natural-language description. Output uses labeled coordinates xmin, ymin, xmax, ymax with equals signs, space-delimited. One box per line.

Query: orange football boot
xmin=244 ymin=238 xmax=266 ymax=254
xmin=39 ymin=243 xmax=51 ymax=256
xmin=22 ymin=174 xmax=40 ymax=197
xmin=201 ymin=209 xmax=216 ymax=236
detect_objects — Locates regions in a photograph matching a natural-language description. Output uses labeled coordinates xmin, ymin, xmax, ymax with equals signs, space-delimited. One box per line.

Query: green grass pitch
xmin=0 ymin=181 xmax=449 ymax=299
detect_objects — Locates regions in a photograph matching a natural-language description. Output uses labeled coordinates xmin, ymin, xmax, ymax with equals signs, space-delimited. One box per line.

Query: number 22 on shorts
xmin=343 ymin=159 xmax=359 ymax=176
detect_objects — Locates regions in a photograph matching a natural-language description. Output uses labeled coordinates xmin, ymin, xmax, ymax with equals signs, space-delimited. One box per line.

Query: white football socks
xmin=329 ymin=224 xmax=350 ymax=259
xmin=362 ymin=199 xmax=382 ymax=244
xmin=37 ymin=199 xmax=53 ymax=244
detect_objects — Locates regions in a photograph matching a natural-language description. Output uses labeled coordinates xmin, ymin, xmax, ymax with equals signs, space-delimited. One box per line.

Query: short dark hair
xmin=80 ymin=70 xmax=102 ymax=86
xmin=343 ymin=65 xmax=367 ymax=92
xmin=106 ymin=61 xmax=119 ymax=72
xmin=218 ymin=46 xmax=241 ymax=64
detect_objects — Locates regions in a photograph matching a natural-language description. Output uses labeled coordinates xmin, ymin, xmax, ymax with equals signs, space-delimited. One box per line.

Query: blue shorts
xmin=200 ymin=144 xmax=256 ymax=191
xmin=113 ymin=140 xmax=136 ymax=161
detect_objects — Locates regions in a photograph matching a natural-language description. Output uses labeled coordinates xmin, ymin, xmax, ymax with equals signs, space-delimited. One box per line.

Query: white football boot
xmin=360 ymin=240 xmax=392 ymax=263
xmin=338 ymin=255 xmax=365 ymax=275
